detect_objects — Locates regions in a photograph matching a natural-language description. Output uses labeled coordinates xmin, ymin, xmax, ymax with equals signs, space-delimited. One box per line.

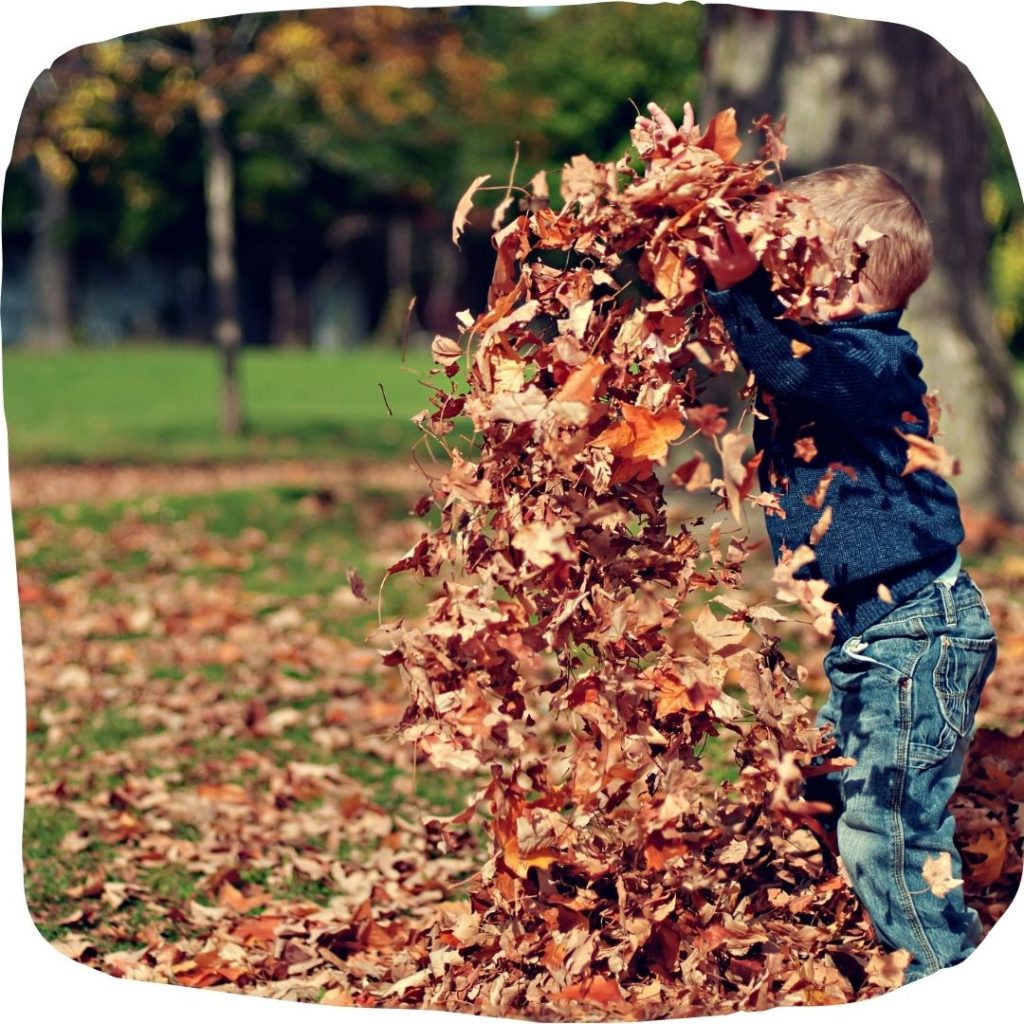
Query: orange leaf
xmin=218 ymin=880 xmax=267 ymax=913
xmin=554 ymin=355 xmax=606 ymax=405
xmin=196 ymin=783 xmax=250 ymax=805
xmin=554 ymin=975 xmax=626 ymax=1006
xmin=895 ymin=430 xmax=960 ymax=477
xmin=230 ymin=915 xmax=286 ymax=947
xmin=503 ymin=837 xmax=561 ymax=879
xmin=651 ymin=244 xmax=699 ymax=300
xmin=697 ymin=109 xmax=743 ymax=162
xmin=589 ymin=403 xmax=684 ymax=464
xmin=643 ymin=832 xmax=691 ymax=870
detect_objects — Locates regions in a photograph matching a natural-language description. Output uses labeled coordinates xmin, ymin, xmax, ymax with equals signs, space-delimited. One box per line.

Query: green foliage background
xmin=2 ymin=3 xmax=1022 ymax=353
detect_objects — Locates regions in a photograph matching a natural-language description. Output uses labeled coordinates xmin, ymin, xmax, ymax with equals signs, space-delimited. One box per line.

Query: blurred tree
xmin=505 ymin=2 xmax=703 ymax=167
xmin=984 ymin=105 xmax=1024 ymax=360
xmin=702 ymin=6 xmax=1024 ymax=521
xmin=92 ymin=14 xmax=281 ymax=436
xmin=8 ymin=48 xmax=122 ymax=349
xmin=13 ymin=9 xmax=503 ymax=431
xmin=246 ymin=7 xmax=509 ymax=347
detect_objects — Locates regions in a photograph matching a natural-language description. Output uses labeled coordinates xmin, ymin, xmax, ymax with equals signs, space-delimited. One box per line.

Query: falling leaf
xmin=431 ymin=335 xmax=462 ymax=367
xmin=347 ymin=567 xmax=370 ymax=603
xmin=528 ymin=168 xmax=549 ymax=201
xmin=809 ymin=506 xmax=832 ymax=545
xmin=720 ymin=429 xmax=764 ymax=524
xmin=895 ymin=430 xmax=960 ymax=477
xmin=452 ymin=174 xmax=490 ymax=247
xmin=671 ymin=454 xmax=712 ymax=491
xmin=793 ymin=437 xmax=818 ymax=462
xmin=684 ymin=404 xmax=728 ymax=438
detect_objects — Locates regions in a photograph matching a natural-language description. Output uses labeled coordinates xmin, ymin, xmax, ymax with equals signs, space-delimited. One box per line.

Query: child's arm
xmin=702 ymin=227 xmax=921 ymax=422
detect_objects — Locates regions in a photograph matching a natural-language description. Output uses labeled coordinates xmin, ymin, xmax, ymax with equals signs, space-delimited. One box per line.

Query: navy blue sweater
xmin=705 ymin=268 xmax=964 ymax=643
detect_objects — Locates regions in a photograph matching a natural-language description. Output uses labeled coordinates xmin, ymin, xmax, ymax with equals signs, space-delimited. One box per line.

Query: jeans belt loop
xmin=937 ymin=576 xmax=957 ymax=625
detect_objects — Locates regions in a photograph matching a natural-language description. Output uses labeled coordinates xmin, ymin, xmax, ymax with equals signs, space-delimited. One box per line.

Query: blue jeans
xmin=812 ymin=569 xmax=997 ymax=983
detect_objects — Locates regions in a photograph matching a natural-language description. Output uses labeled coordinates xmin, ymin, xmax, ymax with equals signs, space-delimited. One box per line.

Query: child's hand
xmin=634 ymin=101 xmax=697 ymax=173
xmin=699 ymin=220 xmax=759 ymax=290
xmin=644 ymin=100 xmax=695 ymax=140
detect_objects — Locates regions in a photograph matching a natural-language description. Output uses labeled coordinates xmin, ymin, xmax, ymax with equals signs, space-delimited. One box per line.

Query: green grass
xmin=23 ymin=804 xmax=109 ymax=938
xmin=3 ymin=344 xmax=476 ymax=464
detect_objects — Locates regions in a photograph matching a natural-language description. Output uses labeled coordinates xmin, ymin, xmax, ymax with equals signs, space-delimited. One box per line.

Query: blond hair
xmin=781 ymin=163 xmax=933 ymax=309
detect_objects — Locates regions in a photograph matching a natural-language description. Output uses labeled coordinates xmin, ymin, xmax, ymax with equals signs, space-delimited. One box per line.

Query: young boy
xmin=677 ymin=144 xmax=999 ymax=982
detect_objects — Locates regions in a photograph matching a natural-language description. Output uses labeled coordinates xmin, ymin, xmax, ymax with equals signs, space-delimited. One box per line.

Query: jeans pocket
xmin=933 ymin=634 xmax=997 ymax=738
xmin=909 ymin=634 xmax=996 ymax=769
xmin=834 ymin=633 xmax=921 ymax=686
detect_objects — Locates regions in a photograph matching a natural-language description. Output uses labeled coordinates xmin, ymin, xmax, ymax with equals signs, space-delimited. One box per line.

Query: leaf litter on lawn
xmin=15 ymin=475 xmax=1024 ymax=1015
xmin=18 ymin=485 xmax=488 ymax=1002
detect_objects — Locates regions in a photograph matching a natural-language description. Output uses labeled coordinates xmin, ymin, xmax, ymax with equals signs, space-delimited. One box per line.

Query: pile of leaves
xmin=368 ymin=108 xmax=981 ymax=1017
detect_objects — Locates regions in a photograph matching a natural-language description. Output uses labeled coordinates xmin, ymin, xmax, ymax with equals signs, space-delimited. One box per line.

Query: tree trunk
xmin=371 ymin=213 xmax=417 ymax=348
xmin=424 ymin=228 xmax=461 ymax=334
xmin=22 ymin=157 xmax=73 ymax=350
xmin=702 ymin=6 xmax=1024 ymax=521
xmin=198 ymin=91 xmax=244 ymax=437
xmin=270 ymin=257 xmax=302 ymax=348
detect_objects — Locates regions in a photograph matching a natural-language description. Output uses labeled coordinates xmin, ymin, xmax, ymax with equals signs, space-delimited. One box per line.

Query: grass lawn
xmin=2 ymin=343 xmax=473 ymax=464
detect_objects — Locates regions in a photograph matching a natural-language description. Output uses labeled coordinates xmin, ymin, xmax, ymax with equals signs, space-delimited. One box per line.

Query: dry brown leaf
xmin=921 ymin=851 xmax=965 ymax=898
xmin=452 ymin=174 xmax=490 ymax=247
xmin=895 ymin=429 xmax=960 ymax=477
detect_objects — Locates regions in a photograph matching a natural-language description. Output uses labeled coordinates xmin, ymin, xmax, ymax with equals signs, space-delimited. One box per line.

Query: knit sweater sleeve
xmin=704 ymin=268 xmax=921 ymax=422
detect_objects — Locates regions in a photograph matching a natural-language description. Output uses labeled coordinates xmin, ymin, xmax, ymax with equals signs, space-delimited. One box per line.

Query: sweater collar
xmin=829 ymin=307 xmax=904 ymax=328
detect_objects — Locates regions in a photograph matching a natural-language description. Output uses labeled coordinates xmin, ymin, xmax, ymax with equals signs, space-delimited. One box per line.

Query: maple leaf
xmin=511 ymin=520 xmax=576 ymax=569
xmin=650 ymin=242 xmax=699 ymax=300
xmin=589 ymin=402 xmax=684 ymax=464
xmin=431 ymin=334 xmax=462 ymax=368
xmin=754 ymin=112 xmax=789 ymax=170
xmin=962 ymin=825 xmax=1009 ymax=886
xmin=671 ymin=453 xmax=712 ymax=491
xmin=553 ymin=354 xmax=606 ymax=405
xmin=921 ymin=851 xmax=964 ymax=898
xmin=684 ymin=403 xmax=728 ymax=438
